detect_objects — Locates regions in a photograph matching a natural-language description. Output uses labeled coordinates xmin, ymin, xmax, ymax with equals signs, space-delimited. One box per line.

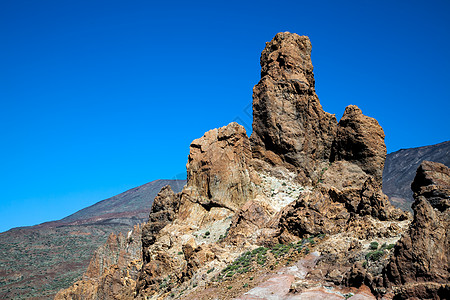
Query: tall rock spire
xmin=250 ymin=32 xmax=337 ymax=183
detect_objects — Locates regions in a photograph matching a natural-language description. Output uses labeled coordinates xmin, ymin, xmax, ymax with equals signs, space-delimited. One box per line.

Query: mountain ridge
xmin=383 ymin=140 xmax=450 ymax=211
xmin=0 ymin=179 xmax=185 ymax=299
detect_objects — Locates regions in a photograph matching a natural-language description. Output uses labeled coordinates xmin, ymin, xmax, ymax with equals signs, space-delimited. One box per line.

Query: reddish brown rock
xmin=250 ymin=32 xmax=337 ymax=183
xmin=226 ymin=200 xmax=273 ymax=245
xmin=279 ymin=189 xmax=349 ymax=238
xmin=331 ymin=105 xmax=387 ymax=185
xmin=137 ymin=186 xmax=183 ymax=295
xmin=55 ymin=225 xmax=143 ymax=300
xmin=141 ymin=185 xmax=180 ymax=262
xmin=186 ymin=122 xmax=255 ymax=212
xmin=279 ymin=161 xmax=406 ymax=240
xmin=384 ymin=161 xmax=450 ymax=299
xmin=411 ymin=160 xmax=450 ymax=211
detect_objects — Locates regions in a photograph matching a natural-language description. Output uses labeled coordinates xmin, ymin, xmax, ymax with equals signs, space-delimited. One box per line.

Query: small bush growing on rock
xmin=380 ymin=243 xmax=395 ymax=250
xmin=366 ymin=250 xmax=384 ymax=261
xmin=226 ymin=271 xmax=235 ymax=277
xmin=369 ymin=241 xmax=379 ymax=250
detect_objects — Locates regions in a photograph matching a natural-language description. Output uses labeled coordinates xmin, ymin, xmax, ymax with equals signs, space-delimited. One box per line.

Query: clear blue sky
xmin=1 ymin=0 xmax=449 ymax=232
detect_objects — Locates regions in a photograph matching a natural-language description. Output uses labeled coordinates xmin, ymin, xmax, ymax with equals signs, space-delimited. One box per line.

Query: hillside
xmin=62 ymin=179 xmax=186 ymax=224
xmin=383 ymin=141 xmax=450 ymax=211
xmin=0 ymin=179 xmax=185 ymax=299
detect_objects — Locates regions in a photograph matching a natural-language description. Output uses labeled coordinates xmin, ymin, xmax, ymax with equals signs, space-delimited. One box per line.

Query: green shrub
xmin=369 ymin=241 xmax=379 ymax=250
xmin=243 ymin=283 xmax=249 ymax=288
xmin=381 ymin=243 xmax=395 ymax=250
xmin=226 ymin=271 xmax=235 ymax=277
xmin=366 ymin=250 xmax=384 ymax=261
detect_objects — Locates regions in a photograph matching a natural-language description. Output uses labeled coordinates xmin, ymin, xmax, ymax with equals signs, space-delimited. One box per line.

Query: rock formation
xmin=55 ymin=224 xmax=143 ymax=300
xmin=141 ymin=185 xmax=180 ymax=262
xmin=57 ymin=32 xmax=447 ymax=300
xmin=331 ymin=105 xmax=387 ymax=185
xmin=384 ymin=161 xmax=450 ymax=299
xmin=250 ymin=32 xmax=337 ymax=184
xmin=185 ymin=122 xmax=255 ymax=212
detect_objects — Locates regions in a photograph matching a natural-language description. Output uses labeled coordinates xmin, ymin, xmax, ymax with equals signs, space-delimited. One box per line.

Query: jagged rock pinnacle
xmin=251 ymin=32 xmax=337 ymax=183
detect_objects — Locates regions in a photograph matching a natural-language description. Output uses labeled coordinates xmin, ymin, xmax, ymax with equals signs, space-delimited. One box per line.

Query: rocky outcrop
xmin=137 ymin=186 xmax=183 ymax=294
xmin=55 ymin=225 xmax=143 ymax=300
xmin=278 ymin=160 xmax=407 ymax=240
xmin=58 ymin=32 xmax=440 ymax=300
xmin=141 ymin=185 xmax=180 ymax=262
xmin=410 ymin=160 xmax=450 ymax=211
xmin=250 ymin=32 xmax=337 ymax=183
xmin=331 ymin=105 xmax=387 ymax=186
xmin=384 ymin=161 xmax=450 ymax=299
xmin=185 ymin=122 xmax=255 ymax=212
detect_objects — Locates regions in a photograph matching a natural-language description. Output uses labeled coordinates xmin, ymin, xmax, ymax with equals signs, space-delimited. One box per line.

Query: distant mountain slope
xmin=383 ymin=141 xmax=450 ymax=211
xmin=62 ymin=179 xmax=186 ymax=223
xmin=0 ymin=179 xmax=185 ymax=299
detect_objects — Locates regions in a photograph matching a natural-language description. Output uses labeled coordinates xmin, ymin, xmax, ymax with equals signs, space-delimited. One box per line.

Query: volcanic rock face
xmin=141 ymin=185 xmax=180 ymax=262
xmin=384 ymin=161 xmax=450 ymax=299
xmin=331 ymin=105 xmax=387 ymax=186
xmin=55 ymin=225 xmax=143 ymax=300
xmin=251 ymin=32 xmax=337 ymax=183
xmin=185 ymin=122 xmax=255 ymax=212
xmin=57 ymin=32 xmax=445 ymax=300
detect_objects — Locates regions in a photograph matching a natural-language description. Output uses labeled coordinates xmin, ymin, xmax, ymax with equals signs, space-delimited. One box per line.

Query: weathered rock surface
xmin=250 ymin=32 xmax=337 ymax=183
xmin=331 ymin=105 xmax=387 ymax=186
xmin=384 ymin=161 xmax=450 ymax=299
xmin=410 ymin=160 xmax=450 ymax=211
xmin=182 ymin=122 xmax=255 ymax=216
xmin=141 ymin=185 xmax=180 ymax=262
xmin=56 ymin=32 xmax=447 ymax=300
xmin=137 ymin=185 xmax=184 ymax=294
xmin=55 ymin=224 xmax=143 ymax=300
xmin=278 ymin=161 xmax=407 ymax=240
